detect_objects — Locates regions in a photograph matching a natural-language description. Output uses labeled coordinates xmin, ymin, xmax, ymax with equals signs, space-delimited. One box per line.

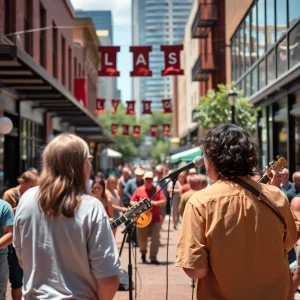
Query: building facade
xmin=172 ymin=0 xmax=226 ymax=146
xmin=226 ymin=0 xmax=300 ymax=173
xmin=0 ymin=0 xmax=113 ymax=191
xmin=75 ymin=10 xmax=119 ymax=111
xmin=132 ymin=0 xmax=193 ymax=117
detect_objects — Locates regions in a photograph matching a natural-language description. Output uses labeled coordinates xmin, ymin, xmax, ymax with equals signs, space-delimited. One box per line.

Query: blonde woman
xmin=13 ymin=134 xmax=120 ymax=300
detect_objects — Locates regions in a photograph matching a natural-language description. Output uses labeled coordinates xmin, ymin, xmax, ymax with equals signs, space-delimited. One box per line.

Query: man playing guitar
xmin=130 ymin=171 xmax=166 ymax=265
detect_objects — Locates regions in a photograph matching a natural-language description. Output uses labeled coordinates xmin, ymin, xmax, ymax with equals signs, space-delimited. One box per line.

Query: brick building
xmin=0 ymin=0 xmax=113 ymax=191
xmin=171 ymin=0 xmax=226 ymax=150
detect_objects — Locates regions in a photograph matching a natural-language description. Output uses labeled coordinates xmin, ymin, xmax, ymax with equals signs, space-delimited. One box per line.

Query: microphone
xmin=162 ymin=156 xmax=204 ymax=181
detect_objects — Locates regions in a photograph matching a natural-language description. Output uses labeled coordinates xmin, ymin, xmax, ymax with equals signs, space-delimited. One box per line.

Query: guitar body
xmin=135 ymin=210 xmax=152 ymax=228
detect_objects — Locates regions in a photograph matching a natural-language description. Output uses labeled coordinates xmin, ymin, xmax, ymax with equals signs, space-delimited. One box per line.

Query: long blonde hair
xmin=38 ymin=133 xmax=89 ymax=218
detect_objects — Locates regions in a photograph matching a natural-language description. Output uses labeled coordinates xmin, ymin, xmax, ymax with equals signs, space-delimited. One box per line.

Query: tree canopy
xmin=192 ymin=84 xmax=259 ymax=131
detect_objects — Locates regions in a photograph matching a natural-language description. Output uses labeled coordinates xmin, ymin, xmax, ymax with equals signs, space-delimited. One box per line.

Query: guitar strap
xmin=231 ymin=177 xmax=287 ymax=241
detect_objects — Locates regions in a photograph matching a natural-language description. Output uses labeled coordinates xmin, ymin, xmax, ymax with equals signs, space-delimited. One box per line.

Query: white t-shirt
xmin=14 ymin=186 xmax=120 ymax=300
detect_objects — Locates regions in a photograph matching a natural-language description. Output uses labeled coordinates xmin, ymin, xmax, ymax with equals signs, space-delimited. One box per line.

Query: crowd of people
xmin=2 ymin=124 xmax=300 ymax=299
xmin=0 ymin=133 xmax=209 ymax=300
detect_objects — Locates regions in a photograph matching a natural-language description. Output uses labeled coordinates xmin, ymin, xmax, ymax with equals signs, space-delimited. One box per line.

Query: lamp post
xmin=228 ymin=89 xmax=238 ymax=124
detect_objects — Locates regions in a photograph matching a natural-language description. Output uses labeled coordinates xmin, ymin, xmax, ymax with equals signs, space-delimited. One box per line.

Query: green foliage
xmin=98 ymin=104 xmax=172 ymax=162
xmin=192 ymin=84 xmax=259 ymax=131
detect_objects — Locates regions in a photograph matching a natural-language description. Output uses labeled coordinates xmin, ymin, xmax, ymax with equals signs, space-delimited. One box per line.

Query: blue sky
xmin=71 ymin=0 xmax=132 ymax=101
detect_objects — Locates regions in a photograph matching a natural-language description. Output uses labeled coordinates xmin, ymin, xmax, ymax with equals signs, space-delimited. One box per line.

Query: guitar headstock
xmin=266 ymin=156 xmax=288 ymax=175
xmin=125 ymin=198 xmax=151 ymax=220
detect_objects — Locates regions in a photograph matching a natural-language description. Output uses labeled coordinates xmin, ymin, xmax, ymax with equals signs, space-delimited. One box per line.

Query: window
xmin=258 ymin=108 xmax=268 ymax=170
xmin=4 ymin=0 xmax=11 ymax=35
xmin=289 ymin=22 xmax=300 ymax=68
xmin=61 ymin=37 xmax=66 ymax=86
xmin=273 ymin=98 xmax=288 ymax=160
xmin=245 ymin=15 xmax=251 ymax=70
xmin=24 ymin=0 xmax=33 ymax=55
xmin=257 ymin=0 xmax=265 ymax=57
xmin=276 ymin=0 xmax=287 ymax=41
xmin=78 ymin=64 xmax=81 ymax=78
xmin=251 ymin=67 xmax=258 ymax=95
xmin=52 ymin=22 xmax=58 ymax=78
xmin=277 ymin=37 xmax=288 ymax=77
xmin=259 ymin=59 xmax=266 ymax=89
xmin=74 ymin=57 xmax=77 ymax=78
xmin=266 ymin=0 xmax=275 ymax=49
xmin=68 ymin=47 xmax=72 ymax=90
xmin=245 ymin=73 xmax=251 ymax=97
xmin=231 ymin=35 xmax=237 ymax=82
xmin=250 ymin=4 xmax=257 ymax=64
xmin=39 ymin=3 xmax=46 ymax=68
xmin=267 ymin=50 xmax=276 ymax=84
xmin=289 ymin=0 xmax=300 ymax=27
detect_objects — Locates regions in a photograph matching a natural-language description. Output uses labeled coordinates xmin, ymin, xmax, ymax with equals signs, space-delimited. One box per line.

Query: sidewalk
xmin=114 ymin=219 xmax=192 ymax=300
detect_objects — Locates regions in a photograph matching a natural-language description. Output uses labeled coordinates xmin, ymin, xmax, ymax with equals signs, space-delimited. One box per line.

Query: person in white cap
xmin=130 ymin=171 xmax=166 ymax=265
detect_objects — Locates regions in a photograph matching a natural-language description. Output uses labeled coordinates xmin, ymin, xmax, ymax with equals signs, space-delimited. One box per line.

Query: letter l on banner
xmin=98 ymin=46 xmax=120 ymax=77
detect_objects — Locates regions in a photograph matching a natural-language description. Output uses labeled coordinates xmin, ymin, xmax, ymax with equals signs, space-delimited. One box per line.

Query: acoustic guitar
xmin=259 ymin=156 xmax=287 ymax=183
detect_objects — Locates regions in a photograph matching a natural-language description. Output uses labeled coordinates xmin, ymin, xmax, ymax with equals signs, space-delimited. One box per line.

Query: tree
xmin=98 ymin=103 xmax=144 ymax=162
xmin=192 ymin=84 xmax=259 ymax=131
xmin=98 ymin=105 xmax=173 ymax=162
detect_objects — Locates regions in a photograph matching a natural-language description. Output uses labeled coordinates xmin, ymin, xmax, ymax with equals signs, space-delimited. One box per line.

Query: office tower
xmin=132 ymin=0 xmax=193 ymax=118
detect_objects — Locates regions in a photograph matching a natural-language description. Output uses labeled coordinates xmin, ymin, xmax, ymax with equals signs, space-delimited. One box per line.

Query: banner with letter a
xmin=130 ymin=46 xmax=152 ymax=77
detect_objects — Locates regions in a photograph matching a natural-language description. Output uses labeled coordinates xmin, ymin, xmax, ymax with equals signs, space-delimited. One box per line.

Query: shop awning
xmin=104 ymin=148 xmax=123 ymax=158
xmin=0 ymin=44 xmax=114 ymax=144
xmin=168 ymin=146 xmax=202 ymax=163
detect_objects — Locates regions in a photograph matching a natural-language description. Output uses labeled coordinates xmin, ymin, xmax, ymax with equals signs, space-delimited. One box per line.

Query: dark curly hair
xmin=199 ymin=124 xmax=259 ymax=179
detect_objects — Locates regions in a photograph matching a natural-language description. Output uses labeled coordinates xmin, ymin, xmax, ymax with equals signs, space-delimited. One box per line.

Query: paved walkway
xmin=114 ymin=219 xmax=192 ymax=300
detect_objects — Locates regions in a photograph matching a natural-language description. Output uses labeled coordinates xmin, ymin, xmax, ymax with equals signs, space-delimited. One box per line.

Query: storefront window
xmin=250 ymin=3 xmax=258 ymax=64
xmin=259 ymin=108 xmax=268 ymax=171
xmin=239 ymin=24 xmax=245 ymax=75
xmin=273 ymin=98 xmax=288 ymax=161
xmin=251 ymin=67 xmax=258 ymax=95
xmin=266 ymin=0 xmax=275 ymax=49
xmin=267 ymin=50 xmax=276 ymax=85
xmin=276 ymin=0 xmax=287 ymax=41
xmin=259 ymin=59 xmax=266 ymax=89
xmin=289 ymin=22 xmax=300 ymax=68
xmin=245 ymin=73 xmax=251 ymax=97
xmin=289 ymin=0 xmax=300 ymax=27
xmin=295 ymin=91 xmax=300 ymax=170
xmin=277 ymin=37 xmax=288 ymax=77
xmin=257 ymin=0 xmax=266 ymax=57
xmin=245 ymin=15 xmax=251 ymax=70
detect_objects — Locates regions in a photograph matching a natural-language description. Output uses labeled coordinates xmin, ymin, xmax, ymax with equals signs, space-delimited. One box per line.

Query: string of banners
xmin=111 ymin=124 xmax=171 ymax=137
xmin=94 ymin=99 xmax=172 ymax=114
xmin=98 ymin=45 xmax=184 ymax=77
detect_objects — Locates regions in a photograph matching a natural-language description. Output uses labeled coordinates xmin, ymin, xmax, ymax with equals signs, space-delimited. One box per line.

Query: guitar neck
xmin=259 ymin=174 xmax=270 ymax=184
xmin=110 ymin=215 xmax=128 ymax=230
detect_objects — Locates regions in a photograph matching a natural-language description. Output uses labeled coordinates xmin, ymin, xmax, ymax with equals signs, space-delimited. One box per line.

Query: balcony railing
xmin=192 ymin=53 xmax=216 ymax=82
xmin=191 ymin=3 xmax=218 ymax=39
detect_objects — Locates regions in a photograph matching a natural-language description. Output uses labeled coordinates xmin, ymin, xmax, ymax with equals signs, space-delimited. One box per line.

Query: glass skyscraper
xmin=132 ymin=0 xmax=193 ymax=117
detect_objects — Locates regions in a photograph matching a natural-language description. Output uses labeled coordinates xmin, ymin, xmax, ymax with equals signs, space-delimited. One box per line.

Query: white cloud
xmin=70 ymin=0 xmax=131 ymax=25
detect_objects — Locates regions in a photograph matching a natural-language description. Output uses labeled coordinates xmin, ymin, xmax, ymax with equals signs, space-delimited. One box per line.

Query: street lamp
xmin=228 ymin=89 xmax=238 ymax=124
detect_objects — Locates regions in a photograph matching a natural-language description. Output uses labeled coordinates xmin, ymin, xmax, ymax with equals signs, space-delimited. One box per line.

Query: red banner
xmin=130 ymin=46 xmax=152 ymax=77
xmin=160 ymin=45 xmax=184 ymax=76
xmin=142 ymin=100 xmax=152 ymax=115
xmin=95 ymin=98 xmax=106 ymax=113
xmin=111 ymin=124 xmax=118 ymax=136
xmin=74 ymin=78 xmax=87 ymax=107
xmin=98 ymin=46 xmax=120 ymax=77
xmin=133 ymin=125 xmax=141 ymax=137
xmin=126 ymin=101 xmax=136 ymax=115
xmin=163 ymin=124 xmax=171 ymax=136
xmin=111 ymin=99 xmax=120 ymax=114
xmin=150 ymin=125 xmax=158 ymax=137
xmin=162 ymin=99 xmax=172 ymax=113
xmin=122 ymin=124 xmax=129 ymax=136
